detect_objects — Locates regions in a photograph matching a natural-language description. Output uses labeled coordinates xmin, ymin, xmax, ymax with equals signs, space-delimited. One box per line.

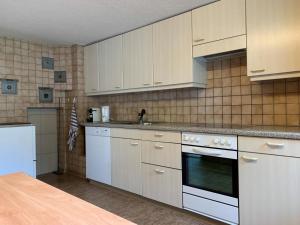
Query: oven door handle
xmin=192 ymin=148 xmax=222 ymax=156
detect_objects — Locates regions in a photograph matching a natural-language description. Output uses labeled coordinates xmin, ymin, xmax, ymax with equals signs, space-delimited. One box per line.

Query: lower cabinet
xmin=239 ymin=152 xmax=300 ymax=225
xmin=111 ymin=137 xmax=142 ymax=195
xmin=142 ymin=163 xmax=182 ymax=208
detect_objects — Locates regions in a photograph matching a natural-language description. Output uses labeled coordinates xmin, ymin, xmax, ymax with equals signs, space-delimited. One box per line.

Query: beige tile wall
xmin=0 ymin=37 xmax=78 ymax=171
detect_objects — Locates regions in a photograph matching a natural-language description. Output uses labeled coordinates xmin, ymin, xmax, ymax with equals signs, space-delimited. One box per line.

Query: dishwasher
xmin=85 ymin=127 xmax=111 ymax=185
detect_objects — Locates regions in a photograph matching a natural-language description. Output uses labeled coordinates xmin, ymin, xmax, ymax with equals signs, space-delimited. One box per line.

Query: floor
xmin=39 ymin=173 xmax=224 ymax=225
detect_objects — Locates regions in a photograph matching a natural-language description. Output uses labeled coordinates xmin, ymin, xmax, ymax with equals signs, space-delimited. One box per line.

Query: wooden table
xmin=0 ymin=173 xmax=136 ymax=225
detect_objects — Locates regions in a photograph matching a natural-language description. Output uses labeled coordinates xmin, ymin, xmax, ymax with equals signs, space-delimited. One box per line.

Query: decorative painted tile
xmin=39 ymin=87 xmax=53 ymax=103
xmin=1 ymin=79 xmax=17 ymax=94
xmin=42 ymin=57 xmax=54 ymax=70
xmin=54 ymin=71 xmax=66 ymax=83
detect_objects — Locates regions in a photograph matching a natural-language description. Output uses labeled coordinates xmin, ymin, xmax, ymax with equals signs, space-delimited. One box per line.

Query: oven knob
xmin=220 ymin=139 xmax=225 ymax=145
xmin=213 ymin=138 xmax=220 ymax=144
xmin=190 ymin=137 xmax=195 ymax=142
xmin=196 ymin=137 xmax=201 ymax=143
xmin=225 ymin=139 xmax=232 ymax=147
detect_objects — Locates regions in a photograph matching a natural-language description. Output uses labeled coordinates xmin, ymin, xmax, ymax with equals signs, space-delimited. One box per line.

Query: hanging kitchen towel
xmin=67 ymin=97 xmax=79 ymax=151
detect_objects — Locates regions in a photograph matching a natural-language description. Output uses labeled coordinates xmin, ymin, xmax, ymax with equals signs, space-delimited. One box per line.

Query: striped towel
xmin=67 ymin=97 xmax=79 ymax=151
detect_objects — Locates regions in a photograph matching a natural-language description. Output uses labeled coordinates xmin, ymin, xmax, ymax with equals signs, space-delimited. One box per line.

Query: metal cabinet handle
xmin=242 ymin=156 xmax=258 ymax=162
xmin=266 ymin=142 xmax=284 ymax=148
xmin=154 ymin=144 xmax=164 ymax=149
xmin=154 ymin=169 xmax=165 ymax=174
xmin=192 ymin=148 xmax=221 ymax=156
xmin=154 ymin=133 xmax=164 ymax=137
xmin=115 ymin=86 xmax=121 ymax=89
xmin=131 ymin=142 xmax=139 ymax=146
xmin=154 ymin=81 xmax=163 ymax=84
xmin=143 ymin=83 xmax=151 ymax=86
xmin=194 ymin=38 xmax=205 ymax=43
xmin=251 ymin=69 xmax=265 ymax=73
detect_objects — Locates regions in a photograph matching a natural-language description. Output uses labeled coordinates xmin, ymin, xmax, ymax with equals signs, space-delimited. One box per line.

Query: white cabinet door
xmin=0 ymin=126 xmax=36 ymax=178
xmin=123 ymin=25 xmax=153 ymax=89
xmin=192 ymin=0 xmax=245 ymax=45
xmin=247 ymin=0 xmax=300 ymax=79
xmin=99 ymin=35 xmax=123 ymax=91
xmin=111 ymin=137 xmax=141 ymax=195
xmin=239 ymin=152 xmax=300 ymax=225
xmin=84 ymin=43 xmax=99 ymax=93
xmin=153 ymin=12 xmax=192 ymax=86
xmin=142 ymin=163 xmax=182 ymax=208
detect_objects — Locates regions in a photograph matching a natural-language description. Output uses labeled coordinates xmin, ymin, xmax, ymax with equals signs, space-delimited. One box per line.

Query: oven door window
xmin=182 ymin=152 xmax=238 ymax=198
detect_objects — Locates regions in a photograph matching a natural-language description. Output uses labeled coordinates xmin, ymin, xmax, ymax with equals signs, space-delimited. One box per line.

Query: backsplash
xmin=86 ymin=53 xmax=300 ymax=127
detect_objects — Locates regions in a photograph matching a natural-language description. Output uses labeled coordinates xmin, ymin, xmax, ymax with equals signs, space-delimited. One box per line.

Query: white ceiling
xmin=0 ymin=0 xmax=215 ymax=45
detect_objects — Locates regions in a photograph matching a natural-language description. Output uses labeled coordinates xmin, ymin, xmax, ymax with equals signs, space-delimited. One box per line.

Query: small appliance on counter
xmin=101 ymin=106 xmax=110 ymax=123
xmin=87 ymin=108 xmax=101 ymax=122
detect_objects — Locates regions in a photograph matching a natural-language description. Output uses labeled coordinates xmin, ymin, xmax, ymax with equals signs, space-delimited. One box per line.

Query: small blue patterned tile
xmin=42 ymin=57 xmax=54 ymax=70
xmin=39 ymin=87 xmax=53 ymax=103
xmin=54 ymin=71 xmax=66 ymax=83
xmin=1 ymin=79 xmax=18 ymax=94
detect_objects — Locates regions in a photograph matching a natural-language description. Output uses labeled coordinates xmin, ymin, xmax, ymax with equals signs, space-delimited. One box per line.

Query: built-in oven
xmin=181 ymin=133 xmax=239 ymax=225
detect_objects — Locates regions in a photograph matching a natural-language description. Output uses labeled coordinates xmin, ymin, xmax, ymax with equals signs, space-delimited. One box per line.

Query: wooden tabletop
xmin=0 ymin=173 xmax=136 ymax=225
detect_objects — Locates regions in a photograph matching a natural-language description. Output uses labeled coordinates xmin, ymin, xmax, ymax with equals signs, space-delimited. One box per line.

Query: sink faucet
xmin=138 ymin=109 xmax=146 ymax=124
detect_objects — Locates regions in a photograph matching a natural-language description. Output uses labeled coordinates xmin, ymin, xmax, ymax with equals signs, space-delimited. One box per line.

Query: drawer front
xmin=142 ymin=164 xmax=182 ymax=208
xmin=110 ymin=128 xmax=141 ymax=139
xmin=238 ymin=136 xmax=300 ymax=157
xmin=141 ymin=130 xmax=181 ymax=143
xmin=142 ymin=141 xmax=181 ymax=169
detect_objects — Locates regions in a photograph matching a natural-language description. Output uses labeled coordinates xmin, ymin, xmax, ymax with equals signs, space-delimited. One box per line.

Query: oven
xmin=181 ymin=133 xmax=239 ymax=225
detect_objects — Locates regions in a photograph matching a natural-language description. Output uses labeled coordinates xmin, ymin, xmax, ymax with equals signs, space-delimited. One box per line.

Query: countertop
xmin=82 ymin=122 xmax=300 ymax=140
xmin=0 ymin=173 xmax=136 ymax=225
xmin=0 ymin=122 xmax=33 ymax=128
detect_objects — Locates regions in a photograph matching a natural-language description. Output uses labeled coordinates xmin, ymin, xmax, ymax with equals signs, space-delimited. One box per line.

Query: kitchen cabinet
xmin=0 ymin=125 xmax=36 ymax=178
xmin=247 ymin=0 xmax=300 ymax=81
xmin=192 ymin=0 xmax=245 ymax=46
xmin=98 ymin=35 xmax=123 ymax=91
xmin=123 ymin=25 xmax=153 ymax=89
xmin=239 ymin=137 xmax=300 ymax=225
xmin=84 ymin=43 xmax=99 ymax=93
xmin=111 ymin=137 xmax=141 ymax=195
xmin=142 ymin=164 xmax=182 ymax=208
xmin=153 ymin=12 xmax=206 ymax=88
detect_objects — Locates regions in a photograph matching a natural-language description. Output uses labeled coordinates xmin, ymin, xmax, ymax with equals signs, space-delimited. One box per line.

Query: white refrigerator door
xmin=86 ymin=134 xmax=111 ymax=185
xmin=0 ymin=126 xmax=36 ymax=177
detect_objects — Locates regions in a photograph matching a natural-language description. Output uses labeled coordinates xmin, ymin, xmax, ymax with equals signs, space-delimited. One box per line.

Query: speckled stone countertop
xmin=81 ymin=122 xmax=300 ymax=140
xmin=0 ymin=122 xmax=33 ymax=128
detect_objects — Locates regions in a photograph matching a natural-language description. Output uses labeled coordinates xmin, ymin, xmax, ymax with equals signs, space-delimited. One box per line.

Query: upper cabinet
xmin=247 ymin=0 xmax=300 ymax=81
xmin=123 ymin=25 xmax=153 ymax=89
xmin=192 ymin=0 xmax=246 ymax=57
xmin=153 ymin=12 xmax=206 ymax=88
xmin=84 ymin=43 xmax=99 ymax=93
xmin=192 ymin=0 xmax=245 ymax=45
xmin=98 ymin=35 xmax=123 ymax=92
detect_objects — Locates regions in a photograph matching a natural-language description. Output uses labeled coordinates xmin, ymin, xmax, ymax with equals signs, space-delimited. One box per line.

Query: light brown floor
xmin=39 ymin=173 xmax=225 ymax=225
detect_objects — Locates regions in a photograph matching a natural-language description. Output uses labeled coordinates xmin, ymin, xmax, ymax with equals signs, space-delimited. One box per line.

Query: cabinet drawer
xmin=141 ymin=130 xmax=181 ymax=143
xmin=110 ymin=128 xmax=141 ymax=139
xmin=142 ymin=141 xmax=181 ymax=169
xmin=238 ymin=136 xmax=300 ymax=157
xmin=142 ymin=164 xmax=182 ymax=208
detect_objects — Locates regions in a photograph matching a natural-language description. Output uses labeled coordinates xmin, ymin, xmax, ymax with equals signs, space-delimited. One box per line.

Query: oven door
xmin=182 ymin=145 xmax=238 ymax=201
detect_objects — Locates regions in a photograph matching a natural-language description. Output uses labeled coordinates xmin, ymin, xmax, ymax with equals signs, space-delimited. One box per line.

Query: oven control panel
xmin=182 ymin=132 xmax=237 ymax=150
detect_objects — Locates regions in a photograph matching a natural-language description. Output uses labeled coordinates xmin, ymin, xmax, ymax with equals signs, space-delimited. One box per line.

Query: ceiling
xmin=0 ymin=0 xmax=215 ymax=45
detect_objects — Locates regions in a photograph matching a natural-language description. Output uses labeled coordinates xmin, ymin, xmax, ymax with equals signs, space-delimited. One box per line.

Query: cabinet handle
xmin=154 ymin=144 xmax=164 ymax=149
xmin=91 ymin=88 xmax=97 ymax=91
xmin=154 ymin=133 xmax=164 ymax=137
xmin=266 ymin=142 xmax=285 ymax=148
xmin=131 ymin=142 xmax=139 ymax=146
xmin=194 ymin=38 xmax=205 ymax=43
xmin=143 ymin=83 xmax=151 ymax=86
xmin=251 ymin=69 xmax=265 ymax=73
xmin=115 ymin=86 xmax=121 ymax=89
xmin=154 ymin=81 xmax=163 ymax=84
xmin=154 ymin=169 xmax=165 ymax=174
xmin=242 ymin=156 xmax=258 ymax=162
xmin=192 ymin=148 xmax=221 ymax=156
